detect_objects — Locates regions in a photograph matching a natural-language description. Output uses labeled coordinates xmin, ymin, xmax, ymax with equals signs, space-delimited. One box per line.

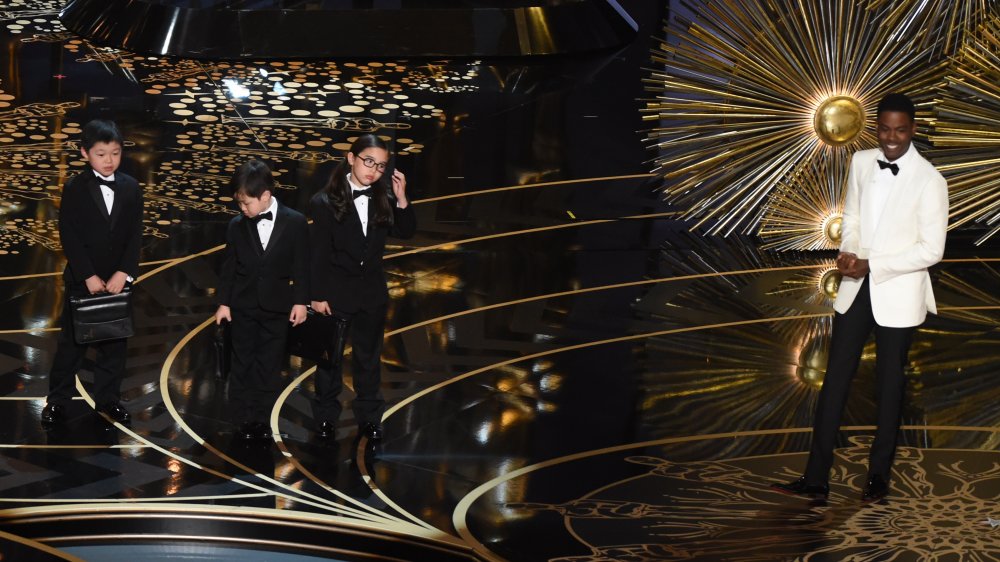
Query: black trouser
xmin=229 ymin=306 xmax=289 ymax=425
xmin=804 ymin=276 xmax=915 ymax=484
xmin=313 ymin=303 xmax=387 ymax=426
xmin=48 ymin=290 xmax=128 ymax=407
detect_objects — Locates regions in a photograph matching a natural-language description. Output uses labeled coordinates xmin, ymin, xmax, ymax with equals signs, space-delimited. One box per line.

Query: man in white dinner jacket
xmin=773 ymin=93 xmax=949 ymax=502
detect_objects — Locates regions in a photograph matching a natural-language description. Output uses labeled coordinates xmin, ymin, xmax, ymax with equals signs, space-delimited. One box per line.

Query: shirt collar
xmin=94 ymin=170 xmax=115 ymax=182
xmin=265 ymin=194 xmax=279 ymax=216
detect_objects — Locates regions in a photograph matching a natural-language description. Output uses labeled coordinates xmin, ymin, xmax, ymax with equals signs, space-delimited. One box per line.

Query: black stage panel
xmin=58 ymin=0 xmax=638 ymax=59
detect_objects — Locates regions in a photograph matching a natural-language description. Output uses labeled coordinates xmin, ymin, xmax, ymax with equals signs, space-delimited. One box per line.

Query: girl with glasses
xmin=306 ymin=133 xmax=416 ymax=442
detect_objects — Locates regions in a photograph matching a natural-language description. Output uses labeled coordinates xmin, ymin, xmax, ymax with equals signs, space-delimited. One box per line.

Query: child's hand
xmin=311 ymin=300 xmax=332 ymax=316
xmin=391 ymin=169 xmax=408 ymax=208
xmin=106 ymin=271 xmax=129 ymax=294
xmin=85 ymin=275 xmax=106 ymax=294
xmin=290 ymin=304 xmax=308 ymax=326
xmin=215 ymin=305 xmax=231 ymax=325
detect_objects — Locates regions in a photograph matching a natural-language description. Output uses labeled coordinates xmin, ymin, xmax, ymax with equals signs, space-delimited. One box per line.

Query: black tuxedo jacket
xmin=59 ymin=171 xmax=143 ymax=290
xmin=218 ymin=202 xmax=310 ymax=313
xmin=307 ymin=192 xmax=416 ymax=313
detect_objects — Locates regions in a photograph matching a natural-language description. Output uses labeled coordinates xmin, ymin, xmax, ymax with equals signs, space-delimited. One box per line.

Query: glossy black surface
xmin=2 ymin=0 xmax=1000 ymax=560
xmin=59 ymin=0 xmax=638 ymax=58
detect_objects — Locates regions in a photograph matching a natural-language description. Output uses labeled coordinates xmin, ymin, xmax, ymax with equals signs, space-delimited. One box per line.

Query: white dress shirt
xmin=347 ymin=173 xmax=370 ymax=237
xmin=94 ymin=170 xmax=135 ymax=282
xmin=95 ymin=171 xmax=115 ymax=214
xmin=257 ymin=196 xmax=279 ymax=250
xmin=862 ymin=144 xmax=915 ymax=254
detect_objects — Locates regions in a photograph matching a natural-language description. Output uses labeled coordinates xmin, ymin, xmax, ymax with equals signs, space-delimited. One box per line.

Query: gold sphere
xmin=819 ymin=268 xmax=842 ymax=300
xmin=813 ymin=96 xmax=866 ymax=146
xmin=823 ymin=214 xmax=842 ymax=244
xmin=795 ymin=336 xmax=829 ymax=388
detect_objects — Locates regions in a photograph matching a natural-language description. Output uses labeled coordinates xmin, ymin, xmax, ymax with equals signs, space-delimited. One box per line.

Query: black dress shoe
xmin=236 ymin=422 xmax=256 ymax=441
xmin=41 ymin=403 xmax=66 ymax=426
xmin=252 ymin=422 xmax=272 ymax=440
xmin=861 ymin=474 xmax=889 ymax=502
xmin=97 ymin=402 xmax=131 ymax=424
xmin=360 ymin=422 xmax=383 ymax=441
xmin=316 ymin=420 xmax=336 ymax=439
xmin=771 ymin=476 xmax=829 ymax=499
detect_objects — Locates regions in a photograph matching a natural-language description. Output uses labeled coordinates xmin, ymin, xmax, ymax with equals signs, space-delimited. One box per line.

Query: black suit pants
xmin=48 ymin=290 xmax=128 ymax=406
xmin=229 ymin=307 xmax=289 ymax=424
xmin=804 ymin=276 xmax=915 ymax=484
xmin=313 ymin=303 xmax=387 ymax=426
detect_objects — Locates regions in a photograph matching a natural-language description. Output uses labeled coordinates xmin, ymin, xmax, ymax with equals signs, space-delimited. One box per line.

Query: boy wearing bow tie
xmin=215 ymin=159 xmax=309 ymax=441
xmin=773 ymin=93 xmax=949 ymax=502
xmin=43 ymin=119 xmax=143 ymax=428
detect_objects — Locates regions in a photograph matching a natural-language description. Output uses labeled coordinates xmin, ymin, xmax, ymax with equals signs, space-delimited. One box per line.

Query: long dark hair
xmin=322 ymin=134 xmax=393 ymax=226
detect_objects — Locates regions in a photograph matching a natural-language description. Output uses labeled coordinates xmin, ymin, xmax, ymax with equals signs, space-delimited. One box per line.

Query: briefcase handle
xmin=70 ymin=285 xmax=132 ymax=304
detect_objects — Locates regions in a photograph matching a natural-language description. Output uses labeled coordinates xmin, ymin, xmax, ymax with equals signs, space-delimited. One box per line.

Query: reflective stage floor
xmin=1 ymin=2 xmax=999 ymax=561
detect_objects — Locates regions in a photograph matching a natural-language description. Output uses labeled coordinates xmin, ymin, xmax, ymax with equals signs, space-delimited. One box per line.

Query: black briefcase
xmin=287 ymin=309 xmax=349 ymax=364
xmin=69 ymin=287 xmax=134 ymax=344
xmin=214 ymin=320 xmax=232 ymax=379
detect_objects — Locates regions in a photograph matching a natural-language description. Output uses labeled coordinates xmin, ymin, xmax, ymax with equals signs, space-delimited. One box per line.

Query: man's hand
xmin=837 ymin=252 xmax=869 ymax=278
xmin=844 ymin=258 xmax=870 ymax=279
xmin=106 ymin=271 xmax=129 ymax=294
xmin=290 ymin=304 xmax=308 ymax=326
xmin=85 ymin=275 xmax=106 ymax=294
xmin=311 ymin=300 xmax=332 ymax=316
xmin=836 ymin=252 xmax=856 ymax=275
xmin=215 ymin=305 xmax=232 ymax=325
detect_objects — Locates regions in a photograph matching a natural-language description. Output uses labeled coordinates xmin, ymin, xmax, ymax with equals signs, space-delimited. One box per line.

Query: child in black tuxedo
xmin=215 ymin=159 xmax=309 ymax=441
xmin=308 ymin=134 xmax=416 ymax=441
xmin=43 ymin=119 xmax=143 ymax=427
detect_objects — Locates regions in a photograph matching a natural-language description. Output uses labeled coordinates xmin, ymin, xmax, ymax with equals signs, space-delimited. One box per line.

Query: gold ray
xmin=642 ymin=0 xmax=979 ymax=240
xmin=759 ymin=152 xmax=848 ymax=251
xmin=929 ymin=11 xmax=1000 ymax=245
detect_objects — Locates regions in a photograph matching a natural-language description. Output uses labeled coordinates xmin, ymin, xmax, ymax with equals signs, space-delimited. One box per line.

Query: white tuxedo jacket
xmin=834 ymin=147 xmax=949 ymax=328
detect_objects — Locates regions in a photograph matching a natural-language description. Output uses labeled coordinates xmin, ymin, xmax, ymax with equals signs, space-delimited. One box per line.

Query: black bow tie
xmin=251 ymin=211 xmax=273 ymax=223
xmin=877 ymin=160 xmax=899 ymax=176
xmin=353 ymin=187 xmax=373 ymax=199
xmin=97 ymin=178 xmax=117 ymax=191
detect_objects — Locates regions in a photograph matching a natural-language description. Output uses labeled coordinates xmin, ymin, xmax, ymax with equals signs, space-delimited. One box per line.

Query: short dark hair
xmin=229 ymin=159 xmax=274 ymax=198
xmin=876 ymin=93 xmax=916 ymax=121
xmin=80 ymin=119 xmax=124 ymax=151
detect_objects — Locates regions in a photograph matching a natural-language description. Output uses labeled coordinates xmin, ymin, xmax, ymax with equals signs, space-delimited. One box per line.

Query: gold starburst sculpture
xmin=929 ymin=12 xmax=1000 ymax=245
xmin=641 ymin=0 xmax=976 ymax=242
xmin=758 ymin=152 xmax=849 ymax=251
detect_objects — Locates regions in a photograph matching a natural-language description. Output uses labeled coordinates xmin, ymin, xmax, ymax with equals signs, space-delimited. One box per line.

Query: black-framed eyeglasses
xmin=358 ymin=156 xmax=388 ymax=172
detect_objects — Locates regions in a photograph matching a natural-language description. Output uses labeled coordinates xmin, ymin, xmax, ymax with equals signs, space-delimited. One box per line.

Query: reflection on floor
xmin=1 ymin=1 xmax=999 ymax=561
